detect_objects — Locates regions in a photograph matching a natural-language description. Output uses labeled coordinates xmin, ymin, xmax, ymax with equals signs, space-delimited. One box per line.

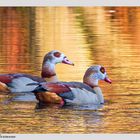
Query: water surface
xmin=0 ymin=7 xmax=140 ymax=133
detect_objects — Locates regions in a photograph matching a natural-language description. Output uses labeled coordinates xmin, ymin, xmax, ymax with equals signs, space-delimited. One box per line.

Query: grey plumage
xmin=59 ymin=81 xmax=96 ymax=94
xmin=58 ymin=91 xmax=75 ymax=100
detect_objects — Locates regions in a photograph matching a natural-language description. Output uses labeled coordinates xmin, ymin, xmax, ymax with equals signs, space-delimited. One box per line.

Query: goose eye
xmin=53 ymin=52 xmax=61 ymax=58
xmin=100 ymin=67 xmax=105 ymax=74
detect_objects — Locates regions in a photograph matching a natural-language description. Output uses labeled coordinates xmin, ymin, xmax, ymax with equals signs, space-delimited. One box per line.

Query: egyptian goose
xmin=0 ymin=50 xmax=74 ymax=93
xmin=32 ymin=65 xmax=112 ymax=106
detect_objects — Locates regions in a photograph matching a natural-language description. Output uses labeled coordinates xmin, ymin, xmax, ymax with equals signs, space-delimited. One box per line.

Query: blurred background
xmin=0 ymin=7 xmax=139 ymax=133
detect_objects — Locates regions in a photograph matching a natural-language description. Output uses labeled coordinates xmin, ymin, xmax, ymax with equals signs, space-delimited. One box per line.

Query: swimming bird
xmin=0 ymin=50 xmax=74 ymax=93
xmin=32 ymin=65 xmax=112 ymax=106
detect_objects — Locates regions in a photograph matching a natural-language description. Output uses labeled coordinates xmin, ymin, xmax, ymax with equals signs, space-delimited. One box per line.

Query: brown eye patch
xmin=54 ymin=52 xmax=61 ymax=58
xmin=100 ymin=67 xmax=105 ymax=74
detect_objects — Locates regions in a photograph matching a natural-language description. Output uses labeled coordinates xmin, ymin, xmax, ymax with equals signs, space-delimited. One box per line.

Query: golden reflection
xmin=35 ymin=7 xmax=91 ymax=81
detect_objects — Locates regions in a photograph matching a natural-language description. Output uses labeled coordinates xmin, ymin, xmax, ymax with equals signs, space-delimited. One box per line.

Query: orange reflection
xmin=0 ymin=8 xmax=34 ymax=73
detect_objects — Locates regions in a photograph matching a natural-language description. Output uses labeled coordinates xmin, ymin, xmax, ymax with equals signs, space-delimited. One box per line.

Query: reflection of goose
xmin=0 ymin=50 xmax=74 ymax=93
xmin=33 ymin=65 xmax=112 ymax=106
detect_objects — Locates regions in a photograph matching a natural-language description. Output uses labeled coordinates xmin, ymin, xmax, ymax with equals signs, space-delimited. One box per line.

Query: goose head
xmin=43 ymin=50 xmax=74 ymax=66
xmin=83 ymin=65 xmax=112 ymax=88
xmin=41 ymin=50 xmax=74 ymax=79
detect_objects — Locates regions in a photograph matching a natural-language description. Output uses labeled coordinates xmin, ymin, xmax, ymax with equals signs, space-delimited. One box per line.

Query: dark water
xmin=0 ymin=7 xmax=140 ymax=133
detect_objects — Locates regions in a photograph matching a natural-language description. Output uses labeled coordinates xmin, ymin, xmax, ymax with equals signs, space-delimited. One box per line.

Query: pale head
xmin=41 ymin=50 xmax=74 ymax=79
xmin=83 ymin=65 xmax=112 ymax=87
xmin=43 ymin=50 xmax=74 ymax=66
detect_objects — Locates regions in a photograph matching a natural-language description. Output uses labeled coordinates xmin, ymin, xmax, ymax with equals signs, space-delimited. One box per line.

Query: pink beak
xmin=62 ymin=58 xmax=74 ymax=66
xmin=104 ymin=77 xmax=112 ymax=84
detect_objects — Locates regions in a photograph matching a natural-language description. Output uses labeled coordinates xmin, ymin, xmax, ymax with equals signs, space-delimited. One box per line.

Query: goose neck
xmin=41 ymin=62 xmax=58 ymax=82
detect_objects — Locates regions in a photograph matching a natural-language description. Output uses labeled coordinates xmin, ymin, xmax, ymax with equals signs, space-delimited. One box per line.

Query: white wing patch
xmin=10 ymin=77 xmax=38 ymax=92
xmin=65 ymin=88 xmax=100 ymax=105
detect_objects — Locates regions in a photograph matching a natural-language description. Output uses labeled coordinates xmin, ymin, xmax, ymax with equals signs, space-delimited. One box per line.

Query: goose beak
xmin=104 ymin=77 xmax=112 ymax=84
xmin=62 ymin=57 xmax=74 ymax=66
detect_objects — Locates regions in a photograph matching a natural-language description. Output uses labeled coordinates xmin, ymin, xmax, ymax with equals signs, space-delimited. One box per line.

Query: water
xmin=0 ymin=7 xmax=140 ymax=133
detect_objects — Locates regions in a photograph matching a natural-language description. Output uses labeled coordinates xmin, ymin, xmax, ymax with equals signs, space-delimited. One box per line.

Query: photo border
xmin=0 ymin=1 xmax=140 ymax=140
